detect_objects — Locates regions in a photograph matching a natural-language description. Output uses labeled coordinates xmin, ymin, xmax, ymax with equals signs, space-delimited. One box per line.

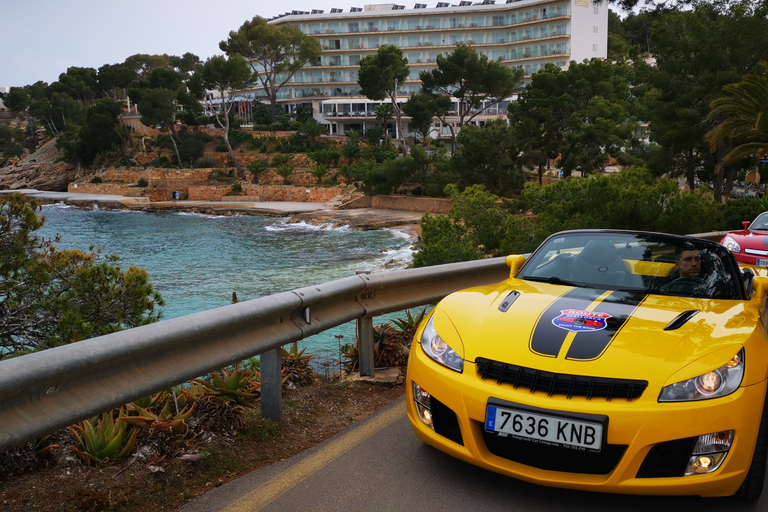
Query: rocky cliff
xmin=0 ymin=138 xmax=82 ymax=191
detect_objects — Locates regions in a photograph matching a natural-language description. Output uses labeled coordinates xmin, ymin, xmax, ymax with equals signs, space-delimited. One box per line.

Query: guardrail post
xmin=357 ymin=316 xmax=375 ymax=377
xmin=260 ymin=347 xmax=282 ymax=418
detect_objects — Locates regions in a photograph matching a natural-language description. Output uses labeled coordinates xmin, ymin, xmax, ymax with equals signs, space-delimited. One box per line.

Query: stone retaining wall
xmin=68 ymin=167 xmax=450 ymax=211
xmin=342 ymin=195 xmax=452 ymax=214
xmin=188 ymin=185 xmax=346 ymax=202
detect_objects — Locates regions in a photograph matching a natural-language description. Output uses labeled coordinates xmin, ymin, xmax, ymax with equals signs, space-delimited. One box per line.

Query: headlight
xmin=659 ymin=350 xmax=744 ymax=402
xmin=721 ymin=235 xmax=741 ymax=253
xmin=420 ymin=314 xmax=464 ymax=373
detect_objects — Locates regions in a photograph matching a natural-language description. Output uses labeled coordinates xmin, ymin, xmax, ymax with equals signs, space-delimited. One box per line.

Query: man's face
xmin=677 ymin=250 xmax=701 ymax=277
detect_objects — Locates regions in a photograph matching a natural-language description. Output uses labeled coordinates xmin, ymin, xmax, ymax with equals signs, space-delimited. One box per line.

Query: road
xmin=180 ymin=397 xmax=768 ymax=512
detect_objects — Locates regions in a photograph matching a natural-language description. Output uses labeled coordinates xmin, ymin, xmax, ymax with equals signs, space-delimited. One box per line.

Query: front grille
xmin=476 ymin=358 xmax=648 ymax=401
xmin=431 ymin=396 xmax=464 ymax=446
xmin=482 ymin=427 xmax=627 ymax=474
xmin=636 ymin=437 xmax=697 ymax=478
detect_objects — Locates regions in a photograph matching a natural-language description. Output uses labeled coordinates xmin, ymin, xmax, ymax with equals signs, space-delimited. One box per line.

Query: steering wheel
xmin=662 ymin=276 xmax=707 ymax=296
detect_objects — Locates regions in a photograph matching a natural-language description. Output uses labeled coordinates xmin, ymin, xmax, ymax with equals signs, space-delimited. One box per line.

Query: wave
xmin=173 ymin=211 xmax=230 ymax=219
xmin=41 ymin=202 xmax=73 ymax=210
xmin=264 ymin=219 xmax=351 ymax=233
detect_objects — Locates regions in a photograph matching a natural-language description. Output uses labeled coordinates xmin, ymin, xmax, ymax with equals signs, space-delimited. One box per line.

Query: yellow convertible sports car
xmin=406 ymin=229 xmax=768 ymax=500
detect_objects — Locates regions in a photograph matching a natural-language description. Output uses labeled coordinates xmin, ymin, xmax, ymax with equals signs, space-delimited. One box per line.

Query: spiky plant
xmin=193 ymin=366 xmax=261 ymax=409
xmin=391 ymin=307 xmax=429 ymax=337
xmin=67 ymin=410 xmax=139 ymax=464
xmin=281 ymin=342 xmax=316 ymax=387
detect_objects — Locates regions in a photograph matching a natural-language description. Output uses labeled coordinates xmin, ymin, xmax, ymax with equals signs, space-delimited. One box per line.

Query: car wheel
xmin=735 ymin=394 xmax=768 ymax=501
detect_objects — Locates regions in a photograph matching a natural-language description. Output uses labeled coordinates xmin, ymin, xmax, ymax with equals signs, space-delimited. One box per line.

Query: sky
xmin=1 ymin=0 xmax=400 ymax=89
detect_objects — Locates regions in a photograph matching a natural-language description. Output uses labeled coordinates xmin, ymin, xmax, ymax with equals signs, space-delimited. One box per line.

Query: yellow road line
xmin=221 ymin=399 xmax=406 ymax=512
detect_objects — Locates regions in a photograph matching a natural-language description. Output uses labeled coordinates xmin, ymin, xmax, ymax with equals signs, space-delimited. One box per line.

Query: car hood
xmin=434 ymin=278 xmax=756 ymax=385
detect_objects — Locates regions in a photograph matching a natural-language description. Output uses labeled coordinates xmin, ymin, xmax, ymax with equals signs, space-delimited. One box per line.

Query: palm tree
xmin=706 ymin=62 xmax=768 ymax=170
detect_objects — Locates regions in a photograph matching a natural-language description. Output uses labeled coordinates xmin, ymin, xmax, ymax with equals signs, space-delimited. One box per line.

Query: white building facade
xmin=257 ymin=0 xmax=607 ymax=137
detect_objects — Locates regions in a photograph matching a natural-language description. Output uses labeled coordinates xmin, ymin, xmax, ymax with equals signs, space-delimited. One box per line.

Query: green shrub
xmin=179 ymin=136 xmax=206 ymax=164
xmin=89 ymin=176 xmax=103 ymax=184
xmin=208 ymin=169 xmax=232 ymax=181
xmin=268 ymin=122 xmax=283 ymax=132
xmin=231 ymin=182 xmax=242 ymax=194
xmin=116 ymin=157 xmax=136 ymax=168
xmin=156 ymin=156 xmax=174 ymax=169
xmin=137 ymin=178 xmax=148 ymax=188
xmin=229 ymin=130 xmax=253 ymax=145
xmin=215 ymin=142 xmax=228 ymax=152
xmin=290 ymin=121 xmax=303 ymax=131
xmin=194 ymin=156 xmax=216 ymax=168
xmin=195 ymin=115 xmax=212 ymax=125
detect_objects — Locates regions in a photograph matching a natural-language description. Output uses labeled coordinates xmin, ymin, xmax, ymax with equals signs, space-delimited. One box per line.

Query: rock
xmin=0 ymin=138 xmax=81 ymax=191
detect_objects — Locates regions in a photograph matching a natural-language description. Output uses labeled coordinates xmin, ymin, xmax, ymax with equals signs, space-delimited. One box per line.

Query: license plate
xmin=758 ymin=259 xmax=768 ymax=267
xmin=485 ymin=405 xmax=603 ymax=451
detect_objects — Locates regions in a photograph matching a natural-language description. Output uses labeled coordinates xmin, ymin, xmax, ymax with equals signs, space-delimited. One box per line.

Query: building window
xmin=593 ymin=44 xmax=598 ymax=51
xmin=594 ymin=5 xmax=599 ymax=14
xmin=593 ymin=25 xmax=599 ymax=33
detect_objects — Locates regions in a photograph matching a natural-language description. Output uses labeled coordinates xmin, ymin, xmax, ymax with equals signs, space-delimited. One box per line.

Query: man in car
xmin=675 ymin=248 xmax=702 ymax=278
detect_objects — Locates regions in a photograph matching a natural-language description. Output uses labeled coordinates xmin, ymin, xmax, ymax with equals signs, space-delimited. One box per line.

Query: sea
xmin=37 ymin=203 xmax=418 ymax=369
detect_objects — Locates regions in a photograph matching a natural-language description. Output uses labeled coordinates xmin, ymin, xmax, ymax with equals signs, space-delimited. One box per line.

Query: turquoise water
xmin=37 ymin=204 xmax=416 ymax=367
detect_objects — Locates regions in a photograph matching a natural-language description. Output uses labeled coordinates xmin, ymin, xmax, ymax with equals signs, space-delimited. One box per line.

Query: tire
xmin=735 ymin=393 xmax=768 ymax=501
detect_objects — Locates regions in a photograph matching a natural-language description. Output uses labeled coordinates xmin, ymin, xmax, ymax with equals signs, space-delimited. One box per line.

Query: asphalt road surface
xmin=180 ymin=397 xmax=768 ymax=512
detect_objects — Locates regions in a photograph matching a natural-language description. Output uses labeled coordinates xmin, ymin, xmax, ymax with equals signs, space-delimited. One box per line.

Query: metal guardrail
xmin=0 ymin=257 xmax=511 ymax=452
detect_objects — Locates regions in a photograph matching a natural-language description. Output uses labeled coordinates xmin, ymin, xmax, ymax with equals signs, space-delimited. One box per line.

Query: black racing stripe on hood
xmin=529 ymin=288 xmax=606 ymax=357
xmin=565 ymin=291 xmax=646 ymax=361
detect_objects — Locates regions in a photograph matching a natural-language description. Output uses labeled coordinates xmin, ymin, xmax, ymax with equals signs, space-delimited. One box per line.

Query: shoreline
xmin=4 ymin=188 xmax=424 ymax=239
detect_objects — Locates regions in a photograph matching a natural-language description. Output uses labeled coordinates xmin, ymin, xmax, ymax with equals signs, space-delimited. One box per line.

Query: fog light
xmin=412 ymin=382 xmax=434 ymax=430
xmin=686 ymin=453 xmax=727 ymax=475
xmin=684 ymin=430 xmax=733 ymax=476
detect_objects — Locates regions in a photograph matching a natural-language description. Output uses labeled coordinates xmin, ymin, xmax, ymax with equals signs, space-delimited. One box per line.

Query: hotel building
xmin=257 ymin=0 xmax=607 ymax=138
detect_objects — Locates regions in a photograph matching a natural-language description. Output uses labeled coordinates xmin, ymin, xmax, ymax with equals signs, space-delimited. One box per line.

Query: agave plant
xmin=193 ymin=366 xmax=261 ymax=408
xmin=121 ymin=400 xmax=194 ymax=434
xmin=281 ymin=342 xmax=316 ymax=387
xmin=391 ymin=307 xmax=429 ymax=336
xmin=373 ymin=323 xmax=410 ymax=368
xmin=67 ymin=410 xmax=139 ymax=464
xmin=341 ymin=342 xmax=359 ymax=374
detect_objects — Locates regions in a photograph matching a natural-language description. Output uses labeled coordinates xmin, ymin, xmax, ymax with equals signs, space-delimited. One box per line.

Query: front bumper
xmin=406 ymin=346 xmax=766 ymax=497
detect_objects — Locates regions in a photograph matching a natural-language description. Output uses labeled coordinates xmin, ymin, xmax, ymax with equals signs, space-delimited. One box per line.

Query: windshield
xmin=518 ymin=232 xmax=743 ymax=300
xmin=749 ymin=212 xmax=768 ymax=231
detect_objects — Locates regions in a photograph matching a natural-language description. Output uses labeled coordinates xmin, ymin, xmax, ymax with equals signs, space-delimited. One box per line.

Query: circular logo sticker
xmin=552 ymin=309 xmax=611 ymax=333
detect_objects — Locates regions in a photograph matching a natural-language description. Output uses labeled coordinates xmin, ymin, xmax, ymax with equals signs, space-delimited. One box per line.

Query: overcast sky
xmin=1 ymin=0 xmax=399 ymax=89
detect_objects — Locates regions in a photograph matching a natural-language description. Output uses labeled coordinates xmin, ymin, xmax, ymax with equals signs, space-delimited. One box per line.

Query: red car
xmin=721 ymin=213 xmax=768 ymax=266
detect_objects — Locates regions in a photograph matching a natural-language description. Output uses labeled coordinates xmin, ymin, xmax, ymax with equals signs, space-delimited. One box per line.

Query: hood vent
xmin=498 ymin=291 xmax=520 ymax=312
xmin=664 ymin=310 xmax=700 ymax=331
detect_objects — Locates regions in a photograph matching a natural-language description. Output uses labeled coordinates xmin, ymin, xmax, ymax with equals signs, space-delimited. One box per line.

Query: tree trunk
xmin=169 ymin=124 xmax=183 ymax=168
xmin=221 ymin=115 xmax=245 ymax=179
xmin=391 ymin=91 xmax=408 ymax=156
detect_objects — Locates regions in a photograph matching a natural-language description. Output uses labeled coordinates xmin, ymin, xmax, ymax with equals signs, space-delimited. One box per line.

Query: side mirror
xmin=751 ymin=276 xmax=768 ymax=303
xmin=505 ymin=254 xmax=526 ymax=279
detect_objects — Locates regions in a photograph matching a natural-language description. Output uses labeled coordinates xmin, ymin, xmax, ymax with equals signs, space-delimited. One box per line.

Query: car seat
xmin=569 ymin=239 xmax=628 ymax=286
